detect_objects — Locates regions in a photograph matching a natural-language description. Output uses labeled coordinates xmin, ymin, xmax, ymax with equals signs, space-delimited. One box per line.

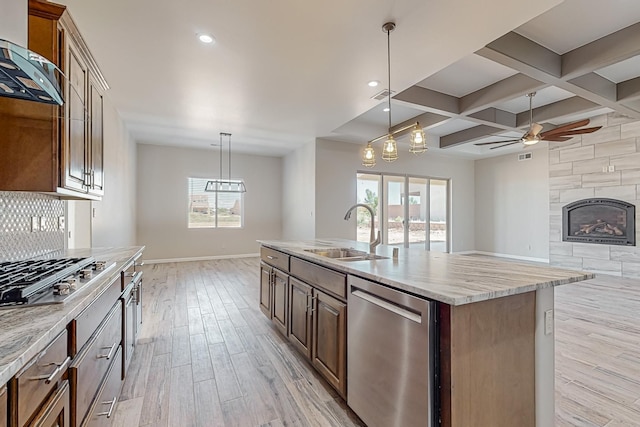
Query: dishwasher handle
xmin=351 ymin=289 xmax=422 ymax=323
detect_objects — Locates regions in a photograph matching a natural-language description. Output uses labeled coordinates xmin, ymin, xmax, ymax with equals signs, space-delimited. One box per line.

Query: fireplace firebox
xmin=562 ymin=198 xmax=635 ymax=246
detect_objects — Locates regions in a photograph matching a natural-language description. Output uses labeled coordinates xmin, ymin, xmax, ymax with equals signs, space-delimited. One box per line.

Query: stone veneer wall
xmin=0 ymin=192 xmax=65 ymax=262
xmin=549 ymin=113 xmax=640 ymax=277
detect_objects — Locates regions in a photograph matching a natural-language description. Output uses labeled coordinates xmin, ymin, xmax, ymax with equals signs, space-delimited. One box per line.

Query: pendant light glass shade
xmin=409 ymin=122 xmax=427 ymax=153
xmin=381 ymin=134 xmax=398 ymax=162
xmin=362 ymin=142 xmax=376 ymax=167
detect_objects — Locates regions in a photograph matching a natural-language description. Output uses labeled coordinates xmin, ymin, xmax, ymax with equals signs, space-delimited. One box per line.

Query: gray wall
xmin=91 ymin=98 xmax=137 ymax=247
xmin=282 ymin=141 xmax=316 ymax=240
xmin=315 ymin=138 xmax=476 ymax=252
xmin=474 ymin=147 xmax=549 ymax=260
xmin=549 ymin=114 xmax=640 ymax=277
xmin=0 ymin=0 xmax=27 ymax=45
xmin=136 ymin=144 xmax=283 ymax=261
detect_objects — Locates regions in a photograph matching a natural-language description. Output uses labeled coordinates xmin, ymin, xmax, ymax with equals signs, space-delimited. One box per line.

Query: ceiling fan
xmin=475 ymin=92 xmax=602 ymax=150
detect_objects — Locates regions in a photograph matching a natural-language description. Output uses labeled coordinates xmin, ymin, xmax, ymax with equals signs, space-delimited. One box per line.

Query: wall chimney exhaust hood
xmin=0 ymin=39 xmax=63 ymax=105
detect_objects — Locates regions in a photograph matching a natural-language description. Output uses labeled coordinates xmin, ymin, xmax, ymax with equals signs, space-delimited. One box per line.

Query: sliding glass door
xmin=356 ymin=172 xmax=450 ymax=252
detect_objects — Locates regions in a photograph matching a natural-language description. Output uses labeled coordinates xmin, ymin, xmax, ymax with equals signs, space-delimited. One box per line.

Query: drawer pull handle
xmin=267 ymin=255 xmax=277 ymax=260
xmin=97 ymin=397 xmax=117 ymax=418
xmin=98 ymin=343 xmax=118 ymax=360
xmin=135 ymin=261 xmax=145 ymax=267
xmin=30 ymin=356 xmax=71 ymax=384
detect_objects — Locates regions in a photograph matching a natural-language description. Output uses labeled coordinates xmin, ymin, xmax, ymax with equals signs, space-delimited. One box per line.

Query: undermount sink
xmin=304 ymin=248 xmax=389 ymax=262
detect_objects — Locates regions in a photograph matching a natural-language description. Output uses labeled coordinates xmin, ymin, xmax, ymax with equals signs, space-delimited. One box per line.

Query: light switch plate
xmin=608 ymin=165 xmax=615 ymax=172
xmin=31 ymin=216 xmax=39 ymax=232
xmin=40 ymin=217 xmax=47 ymax=232
xmin=58 ymin=216 xmax=65 ymax=231
xmin=544 ymin=309 xmax=554 ymax=335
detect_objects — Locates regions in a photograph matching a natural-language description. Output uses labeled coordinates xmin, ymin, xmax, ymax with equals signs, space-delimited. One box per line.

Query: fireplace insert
xmin=562 ymin=198 xmax=635 ymax=246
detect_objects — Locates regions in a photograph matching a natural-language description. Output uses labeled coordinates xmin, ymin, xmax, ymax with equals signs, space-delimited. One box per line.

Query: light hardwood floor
xmin=111 ymin=257 xmax=640 ymax=426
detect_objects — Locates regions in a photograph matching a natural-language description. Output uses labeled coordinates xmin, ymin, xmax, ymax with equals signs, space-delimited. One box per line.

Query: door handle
xmin=351 ymin=289 xmax=421 ymax=323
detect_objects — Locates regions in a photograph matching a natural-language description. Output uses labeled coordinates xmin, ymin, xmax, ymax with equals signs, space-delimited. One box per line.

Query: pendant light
xmin=204 ymin=132 xmax=246 ymax=193
xmin=409 ymin=122 xmax=427 ymax=153
xmin=361 ymin=22 xmax=426 ymax=166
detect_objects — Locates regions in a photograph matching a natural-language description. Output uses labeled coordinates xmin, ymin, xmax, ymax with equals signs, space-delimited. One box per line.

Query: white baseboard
xmin=145 ymin=253 xmax=259 ymax=264
xmin=456 ymin=250 xmax=549 ymax=264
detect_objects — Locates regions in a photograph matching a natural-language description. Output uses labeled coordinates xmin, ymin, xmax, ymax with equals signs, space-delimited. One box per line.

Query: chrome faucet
xmin=344 ymin=204 xmax=381 ymax=255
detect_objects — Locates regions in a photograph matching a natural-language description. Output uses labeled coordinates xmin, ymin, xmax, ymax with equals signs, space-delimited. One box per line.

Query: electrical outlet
xmin=608 ymin=165 xmax=615 ymax=172
xmin=31 ymin=216 xmax=39 ymax=232
xmin=58 ymin=216 xmax=65 ymax=231
xmin=40 ymin=217 xmax=47 ymax=231
xmin=544 ymin=309 xmax=554 ymax=335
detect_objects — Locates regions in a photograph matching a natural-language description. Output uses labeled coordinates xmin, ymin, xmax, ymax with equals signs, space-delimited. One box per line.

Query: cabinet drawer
xmin=70 ymin=304 xmax=122 ymax=426
xmin=1 ymin=384 xmax=6 ymax=427
xmin=73 ymin=275 xmax=121 ymax=354
xmin=16 ymin=330 xmax=69 ymax=427
xmin=28 ymin=380 xmax=70 ymax=427
xmin=81 ymin=346 xmax=122 ymax=427
xmin=290 ymin=257 xmax=346 ymax=299
xmin=260 ymin=247 xmax=290 ymax=272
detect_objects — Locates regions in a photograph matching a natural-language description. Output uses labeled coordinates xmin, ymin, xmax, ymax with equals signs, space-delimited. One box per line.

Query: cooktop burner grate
xmin=0 ymin=257 xmax=95 ymax=305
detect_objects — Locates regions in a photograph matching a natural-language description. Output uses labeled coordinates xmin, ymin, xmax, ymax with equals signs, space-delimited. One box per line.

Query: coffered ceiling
xmin=57 ymin=0 xmax=640 ymax=159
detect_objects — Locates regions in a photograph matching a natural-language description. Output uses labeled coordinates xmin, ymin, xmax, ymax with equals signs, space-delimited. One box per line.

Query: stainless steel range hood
xmin=0 ymin=39 xmax=63 ymax=105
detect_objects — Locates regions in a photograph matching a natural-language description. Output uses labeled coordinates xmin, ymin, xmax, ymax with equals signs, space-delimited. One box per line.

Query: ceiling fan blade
xmin=543 ymin=136 xmax=571 ymax=142
xmin=530 ymin=122 xmax=543 ymax=136
xmin=540 ymin=119 xmax=591 ymax=137
xmin=490 ymin=141 xmax=522 ymax=150
xmin=544 ymin=126 xmax=602 ymax=138
xmin=475 ymin=139 xmax=520 ymax=146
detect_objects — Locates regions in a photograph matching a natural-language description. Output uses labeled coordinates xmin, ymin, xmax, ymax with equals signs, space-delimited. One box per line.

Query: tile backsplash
xmin=0 ymin=192 xmax=65 ymax=261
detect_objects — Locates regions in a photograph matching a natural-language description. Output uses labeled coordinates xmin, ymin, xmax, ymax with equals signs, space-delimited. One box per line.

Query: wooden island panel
xmin=440 ymin=291 xmax=536 ymax=427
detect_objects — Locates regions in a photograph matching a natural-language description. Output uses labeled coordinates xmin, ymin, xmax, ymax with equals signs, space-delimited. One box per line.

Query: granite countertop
xmin=0 ymin=246 xmax=144 ymax=385
xmin=258 ymin=239 xmax=594 ymax=306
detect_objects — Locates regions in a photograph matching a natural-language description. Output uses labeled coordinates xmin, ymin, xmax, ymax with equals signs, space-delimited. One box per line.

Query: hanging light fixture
xmin=409 ymin=122 xmax=427 ymax=153
xmin=362 ymin=141 xmax=376 ymax=167
xmin=361 ymin=22 xmax=426 ymax=166
xmin=205 ymin=132 xmax=246 ymax=193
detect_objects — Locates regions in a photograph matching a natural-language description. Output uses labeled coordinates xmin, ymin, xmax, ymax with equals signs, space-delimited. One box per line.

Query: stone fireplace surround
xmin=550 ymin=113 xmax=640 ymax=278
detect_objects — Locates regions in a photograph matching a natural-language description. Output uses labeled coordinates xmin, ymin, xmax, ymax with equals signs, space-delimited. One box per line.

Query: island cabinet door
xmin=259 ymin=262 xmax=272 ymax=319
xmin=288 ymin=277 xmax=313 ymax=359
xmin=312 ymin=289 xmax=346 ymax=399
xmin=271 ymin=269 xmax=289 ymax=336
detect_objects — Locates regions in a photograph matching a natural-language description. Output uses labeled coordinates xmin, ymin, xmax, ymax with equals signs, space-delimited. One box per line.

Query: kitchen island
xmin=258 ymin=239 xmax=594 ymax=427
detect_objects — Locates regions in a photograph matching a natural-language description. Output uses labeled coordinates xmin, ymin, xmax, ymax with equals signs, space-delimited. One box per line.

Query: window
xmin=188 ymin=177 xmax=243 ymax=228
xmin=356 ymin=172 xmax=450 ymax=252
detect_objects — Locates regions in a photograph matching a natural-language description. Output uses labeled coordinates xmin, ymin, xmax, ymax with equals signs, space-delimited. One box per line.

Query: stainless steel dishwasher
xmin=347 ymin=275 xmax=436 ymax=427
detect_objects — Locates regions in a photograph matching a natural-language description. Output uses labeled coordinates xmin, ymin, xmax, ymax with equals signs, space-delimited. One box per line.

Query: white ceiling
xmin=56 ymin=0 xmax=640 ymax=159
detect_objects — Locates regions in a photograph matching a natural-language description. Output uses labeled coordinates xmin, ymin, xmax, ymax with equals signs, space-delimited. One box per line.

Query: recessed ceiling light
xmin=199 ymin=34 xmax=215 ymax=44
xmin=368 ymin=80 xmax=379 ymax=87
xmin=383 ymin=107 xmax=390 ymax=112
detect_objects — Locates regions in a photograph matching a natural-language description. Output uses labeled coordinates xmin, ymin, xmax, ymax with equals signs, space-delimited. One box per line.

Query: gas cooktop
xmin=0 ymin=257 xmax=115 ymax=308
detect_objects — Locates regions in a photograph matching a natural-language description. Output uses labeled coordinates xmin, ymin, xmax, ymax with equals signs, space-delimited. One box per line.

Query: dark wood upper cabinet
xmin=0 ymin=0 xmax=108 ymax=200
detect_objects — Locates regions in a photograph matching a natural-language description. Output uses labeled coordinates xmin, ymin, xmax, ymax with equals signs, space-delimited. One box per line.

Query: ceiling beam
xmin=618 ymin=76 xmax=640 ymax=102
xmin=459 ymin=73 xmax=546 ymax=114
xmin=477 ymin=31 xmax=640 ymax=119
xmin=440 ymin=124 xmax=505 ymax=148
xmin=562 ymin=22 xmax=640 ymax=79
xmin=390 ymin=112 xmax=450 ymax=138
xmin=468 ymin=107 xmax=516 ymax=128
xmin=393 ymin=86 xmax=459 ymax=116
xmin=515 ymin=96 xmax=602 ymax=127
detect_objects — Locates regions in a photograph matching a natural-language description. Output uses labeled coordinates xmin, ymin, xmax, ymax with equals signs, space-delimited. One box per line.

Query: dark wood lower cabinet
xmin=272 ymin=269 xmax=289 ymax=336
xmin=288 ymin=278 xmax=313 ymax=358
xmin=70 ymin=304 xmax=122 ymax=427
xmin=29 ymin=380 xmax=70 ymax=427
xmin=81 ymin=347 xmax=122 ymax=427
xmin=312 ymin=290 xmax=346 ymax=398
xmin=259 ymin=262 xmax=272 ymax=318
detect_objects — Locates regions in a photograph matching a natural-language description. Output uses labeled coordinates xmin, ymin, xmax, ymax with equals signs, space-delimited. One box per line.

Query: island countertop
xmin=258 ymin=239 xmax=594 ymax=306
xmin=0 ymin=246 xmax=144 ymax=386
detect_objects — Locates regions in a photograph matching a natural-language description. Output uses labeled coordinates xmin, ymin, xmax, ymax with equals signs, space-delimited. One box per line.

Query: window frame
xmin=187 ymin=177 xmax=245 ymax=229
